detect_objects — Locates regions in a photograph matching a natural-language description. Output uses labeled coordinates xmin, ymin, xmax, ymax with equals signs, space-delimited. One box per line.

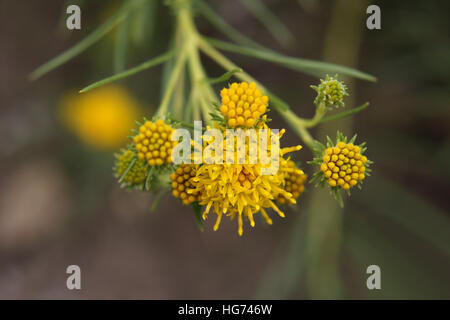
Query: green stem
xmin=179 ymin=8 xmax=217 ymax=124
xmin=302 ymin=102 xmax=327 ymax=128
xmin=156 ymin=46 xmax=188 ymax=117
xmin=319 ymin=102 xmax=369 ymax=124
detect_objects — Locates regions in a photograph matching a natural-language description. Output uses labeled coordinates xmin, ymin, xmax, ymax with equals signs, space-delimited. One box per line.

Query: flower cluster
xmin=219 ymin=82 xmax=269 ymax=128
xmin=310 ymin=132 xmax=372 ymax=206
xmin=320 ymin=142 xmax=367 ymax=190
xmin=133 ymin=119 xmax=177 ymax=166
xmin=177 ymin=82 xmax=303 ymax=235
xmin=111 ymin=78 xmax=371 ymax=235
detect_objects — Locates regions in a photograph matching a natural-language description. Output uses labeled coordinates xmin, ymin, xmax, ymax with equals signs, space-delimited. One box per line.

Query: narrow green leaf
xmin=30 ymin=6 xmax=129 ymax=81
xmin=326 ymin=136 xmax=334 ymax=148
xmin=207 ymin=38 xmax=377 ymax=82
xmin=191 ymin=202 xmax=204 ymax=232
xmin=79 ymin=50 xmax=174 ymax=93
xmin=195 ymin=0 xmax=262 ymax=48
xmin=240 ymin=0 xmax=295 ymax=47
xmin=319 ymin=102 xmax=369 ymax=124
xmin=118 ymin=158 xmax=136 ymax=183
xmin=144 ymin=166 xmax=155 ymax=191
xmin=207 ymin=68 xmax=242 ymax=84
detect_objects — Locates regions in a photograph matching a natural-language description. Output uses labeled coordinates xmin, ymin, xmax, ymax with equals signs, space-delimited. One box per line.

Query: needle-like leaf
xmin=207 ymin=68 xmax=242 ymax=84
xmin=206 ymin=37 xmax=377 ymax=82
xmin=195 ymin=0 xmax=262 ymax=48
xmin=319 ymin=102 xmax=370 ymax=124
xmin=240 ymin=0 xmax=295 ymax=47
xmin=79 ymin=50 xmax=174 ymax=93
xmin=29 ymin=6 xmax=130 ymax=81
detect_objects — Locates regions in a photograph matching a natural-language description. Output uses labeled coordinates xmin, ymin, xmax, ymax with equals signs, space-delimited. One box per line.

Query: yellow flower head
xmin=189 ymin=127 xmax=302 ymax=236
xmin=132 ymin=119 xmax=177 ymax=166
xmin=114 ymin=149 xmax=147 ymax=186
xmin=312 ymin=131 xmax=372 ymax=196
xmin=170 ymin=164 xmax=200 ymax=205
xmin=276 ymin=160 xmax=307 ymax=204
xmin=60 ymin=85 xmax=140 ymax=150
xmin=321 ymin=141 xmax=368 ymax=190
xmin=219 ymin=82 xmax=269 ymax=128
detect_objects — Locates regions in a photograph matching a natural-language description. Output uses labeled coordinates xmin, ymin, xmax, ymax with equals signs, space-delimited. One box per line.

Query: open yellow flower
xmin=189 ymin=127 xmax=302 ymax=236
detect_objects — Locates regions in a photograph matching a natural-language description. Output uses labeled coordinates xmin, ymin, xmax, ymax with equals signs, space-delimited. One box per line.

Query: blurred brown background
xmin=0 ymin=0 xmax=449 ymax=299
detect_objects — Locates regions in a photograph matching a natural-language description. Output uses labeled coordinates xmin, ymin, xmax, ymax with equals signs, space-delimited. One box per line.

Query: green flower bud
xmin=311 ymin=75 xmax=348 ymax=108
xmin=114 ymin=149 xmax=147 ymax=187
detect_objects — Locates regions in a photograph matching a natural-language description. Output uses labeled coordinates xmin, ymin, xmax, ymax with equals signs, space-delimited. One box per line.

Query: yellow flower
xmin=132 ymin=119 xmax=177 ymax=166
xmin=219 ymin=82 xmax=269 ymax=128
xmin=190 ymin=127 xmax=302 ymax=236
xmin=276 ymin=160 xmax=307 ymax=204
xmin=60 ymin=85 xmax=140 ymax=150
xmin=321 ymin=141 xmax=368 ymax=190
xmin=114 ymin=149 xmax=147 ymax=186
xmin=170 ymin=164 xmax=200 ymax=205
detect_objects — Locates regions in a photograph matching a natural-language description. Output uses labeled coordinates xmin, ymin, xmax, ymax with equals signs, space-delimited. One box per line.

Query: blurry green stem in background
xmin=255 ymin=0 xmax=369 ymax=299
xmin=304 ymin=0 xmax=368 ymax=299
xmin=239 ymin=0 xmax=295 ymax=47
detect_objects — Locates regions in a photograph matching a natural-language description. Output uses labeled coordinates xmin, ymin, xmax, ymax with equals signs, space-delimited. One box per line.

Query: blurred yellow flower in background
xmin=60 ymin=85 xmax=140 ymax=150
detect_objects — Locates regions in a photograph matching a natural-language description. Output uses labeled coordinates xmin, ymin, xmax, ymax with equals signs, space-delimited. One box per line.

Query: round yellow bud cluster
xmin=116 ymin=150 xmax=147 ymax=185
xmin=219 ymin=82 xmax=269 ymax=128
xmin=133 ymin=119 xmax=177 ymax=166
xmin=170 ymin=164 xmax=200 ymax=205
xmin=276 ymin=160 xmax=307 ymax=204
xmin=320 ymin=142 xmax=367 ymax=190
